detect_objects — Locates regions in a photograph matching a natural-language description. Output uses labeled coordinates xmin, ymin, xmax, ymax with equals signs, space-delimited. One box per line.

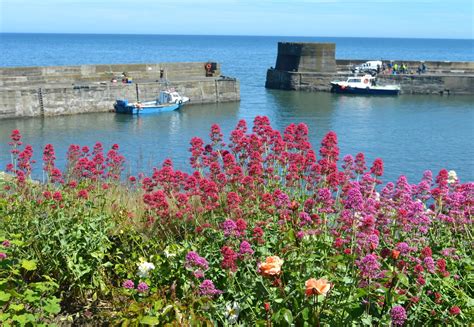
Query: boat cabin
xmin=344 ymin=75 xmax=376 ymax=86
xmin=158 ymin=91 xmax=183 ymax=104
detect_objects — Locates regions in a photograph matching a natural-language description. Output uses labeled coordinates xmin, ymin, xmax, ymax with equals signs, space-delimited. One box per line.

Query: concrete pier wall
xmin=275 ymin=42 xmax=336 ymax=73
xmin=0 ymin=62 xmax=240 ymax=119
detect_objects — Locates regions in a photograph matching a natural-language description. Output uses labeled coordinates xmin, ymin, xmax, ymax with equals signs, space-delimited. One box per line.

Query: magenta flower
xmin=390 ymin=305 xmax=407 ymax=326
xmin=357 ymin=254 xmax=381 ymax=279
xmin=122 ymin=279 xmax=134 ymax=289
xmin=222 ymin=219 xmax=237 ymax=237
xmin=185 ymin=251 xmax=209 ymax=271
xmin=193 ymin=270 xmax=205 ymax=279
xmin=137 ymin=282 xmax=149 ymax=292
xmin=423 ymin=256 xmax=435 ymax=273
xmin=396 ymin=242 xmax=411 ymax=254
xmin=199 ymin=279 xmax=223 ymax=296
xmin=239 ymin=241 xmax=254 ymax=256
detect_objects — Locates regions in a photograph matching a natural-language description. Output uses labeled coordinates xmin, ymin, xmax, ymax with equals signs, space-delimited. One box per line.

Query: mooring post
xmin=136 ymin=83 xmax=140 ymax=102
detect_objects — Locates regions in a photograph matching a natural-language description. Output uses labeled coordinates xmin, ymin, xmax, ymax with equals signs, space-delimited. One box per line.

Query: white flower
xmin=374 ymin=192 xmax=380 ymax=201
xmin=137 ymin=261 xmax=155 ymax=278
xmin=225 ymin=302 xmax=240 ymax=324
xmin=448 ymin=170 xmax=458 ymax=184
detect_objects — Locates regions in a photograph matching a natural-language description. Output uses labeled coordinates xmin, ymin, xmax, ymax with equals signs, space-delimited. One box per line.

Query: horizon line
xmin=1 ymin=32 xmax=473 ymax=41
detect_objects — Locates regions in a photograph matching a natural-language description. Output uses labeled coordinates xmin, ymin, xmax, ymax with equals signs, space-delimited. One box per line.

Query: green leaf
xmin=12 ymin=314 xmax=27 ymax=325
xmin=23 ymin=289 xmax=40 ymax=303
xmin=128 ymin=303 xmax=141 ymax=313
xmin=140 ymin=316 xmax=160 ymax=325
xmin=21 ymin=260 xmax=37 ymax=271
xmin=10 ymin=239 xmax=24 ymax=246
xmin=283 ymin=309 xmax=293 ymax=325
xmin=302 ymin=307 xmax=310 ymax=321
xmin=467 ymin=297 xmax=474 ymax=308
xmin=0 ymin=291 xmax=11 ymax=302
xmin=353 ymin=288 xmax=368 ymax=300
xmin=397 ymin=273 xmax=409 ymax=287
xmin=9 ymin=303 xmax=24 ymax=312
xmin=12 ymin=313 xmax=35 ymax=325
xmin=42 ymin=298 xmax=61 ymax=314
xmin=342 ymin=276 xmax=353 ymax=284
xmin=153 ymin=300 xmax=163 ymax=311
xmin=0 ymin=312 xmax=10 ymax=321
xmin=274 ymin=298 xmax=284 ymax=303
xmin=287 ymin=229 xmax=296 ymax=242
xmin=161 ymin=305 xmax=173 ymax=316
xmin=360 ymin=313 xmax=372 ymax=326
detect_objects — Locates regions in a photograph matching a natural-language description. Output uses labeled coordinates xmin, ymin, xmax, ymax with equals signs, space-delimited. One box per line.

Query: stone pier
xmin=0 ymin=62 xmax=240 ymax=119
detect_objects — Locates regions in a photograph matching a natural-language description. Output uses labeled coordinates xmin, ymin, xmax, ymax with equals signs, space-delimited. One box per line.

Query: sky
xmin=0 ymin=0 xmax=473 ymax=39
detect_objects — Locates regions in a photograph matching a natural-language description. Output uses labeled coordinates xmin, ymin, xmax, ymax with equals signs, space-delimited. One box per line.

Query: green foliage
xmin=1 ymin=185 xmax=115 ymax=302
xmin=0 ymin=234 xmax=61 ymax=326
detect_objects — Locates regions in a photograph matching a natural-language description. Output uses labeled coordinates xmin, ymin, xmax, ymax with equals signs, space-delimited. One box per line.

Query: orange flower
xmin=391 ymin=250 xmax=401 ymax=260
xmin=258 ymin=256 xmax=284 ymax=277
xmin=305 ymin=278 xmax=331 ymax=296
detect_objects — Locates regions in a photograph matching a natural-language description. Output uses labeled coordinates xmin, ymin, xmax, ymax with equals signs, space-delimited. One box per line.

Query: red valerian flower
xmin=264 ymin=302 xmax=271 ymax=312
xmin=221 ymin=246 xmax=238 ymax=271
xmin=370 ymin=158 xmax=384 ymax=177
xmin=449 ymin=306 xmax=461 ymax=315
xmin=52 ymin=191 xmax=62 ymax=202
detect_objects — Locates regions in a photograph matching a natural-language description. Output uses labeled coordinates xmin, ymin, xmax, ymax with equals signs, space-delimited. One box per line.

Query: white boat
xmin=114 ymin=90 xmax=190 ymax=114
xmin=330 ymin=74 xmax=401 ymax=95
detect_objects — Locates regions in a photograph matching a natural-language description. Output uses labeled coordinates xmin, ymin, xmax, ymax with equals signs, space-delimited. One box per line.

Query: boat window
xmin=348 ymin=79 xmax=361 ymax=83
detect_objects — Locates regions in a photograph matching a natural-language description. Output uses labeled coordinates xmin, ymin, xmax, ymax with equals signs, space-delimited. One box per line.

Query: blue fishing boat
xmin=114 ymin=90 xmax=190 ymax=114
xmin=330 ymin=75 xmax=400 ymax=95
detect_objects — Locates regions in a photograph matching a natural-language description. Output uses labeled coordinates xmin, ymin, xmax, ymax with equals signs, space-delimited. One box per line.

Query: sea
xmin=0 ymin=33 xmax=473 ymax=183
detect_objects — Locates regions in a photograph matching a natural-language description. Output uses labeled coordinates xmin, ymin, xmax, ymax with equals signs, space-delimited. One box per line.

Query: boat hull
xmin=114 ymin=100 xmax=181 ymax=115
xmin=330 ymin=84 xmax=400 ymax=96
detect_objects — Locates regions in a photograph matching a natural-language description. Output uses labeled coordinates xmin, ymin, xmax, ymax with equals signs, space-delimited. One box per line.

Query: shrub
xmin=1 ymin=118 xmax=472 ymax=325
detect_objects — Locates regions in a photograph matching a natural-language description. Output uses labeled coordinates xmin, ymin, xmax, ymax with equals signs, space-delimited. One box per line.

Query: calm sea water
xmin=1 ymin=34 xmax=473 ymax=183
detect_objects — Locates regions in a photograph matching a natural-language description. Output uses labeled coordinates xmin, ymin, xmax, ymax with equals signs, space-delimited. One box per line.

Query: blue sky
xmin=0 ymin=0 xmax=472 ymax=39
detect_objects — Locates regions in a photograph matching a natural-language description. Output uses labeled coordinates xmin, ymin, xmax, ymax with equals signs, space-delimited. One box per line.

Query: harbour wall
xmin=266 ymin=42 xmax=474 ymax=94
xmin=266 ymin=70 xmax=474 ymax=95
xmin=0 ymin=62 xmax=240 ymax=119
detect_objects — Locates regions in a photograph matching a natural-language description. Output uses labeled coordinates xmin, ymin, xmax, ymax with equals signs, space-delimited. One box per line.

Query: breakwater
xmin=0 ymin=62 xmax=240 ymax=118
xmin=265 ymin=42 xmax=474 ymax=94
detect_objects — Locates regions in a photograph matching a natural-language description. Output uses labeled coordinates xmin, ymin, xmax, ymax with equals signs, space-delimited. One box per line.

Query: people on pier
xmin=121 ymin=72 xmax=133 ymax=84
xmin=393 ymin=63 xmax=399 ymax=74
xmin=417 ymin=63 xmax=427 ymax=74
